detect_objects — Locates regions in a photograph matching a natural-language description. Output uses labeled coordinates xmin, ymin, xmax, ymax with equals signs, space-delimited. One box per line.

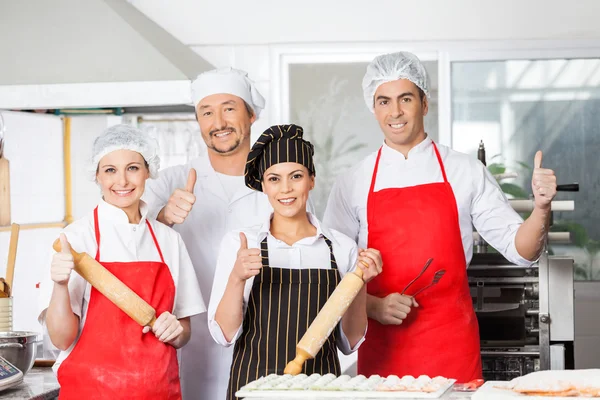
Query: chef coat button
xmin=133 ymin=227 xmax=136 ymax=231
xmin=228 ymin=208 xmax=232 ymax=213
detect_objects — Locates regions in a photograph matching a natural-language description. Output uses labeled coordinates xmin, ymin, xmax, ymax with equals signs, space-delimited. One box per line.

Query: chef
xmin=142 ymin=67 xmax=274 ymax=400
xmin=323 ymin=51 xmax=558 ymax=382
xmin=208 ymin=124 xmax=383 ymax=400
xmin=38 ymin=125 xmax=205 ymax=399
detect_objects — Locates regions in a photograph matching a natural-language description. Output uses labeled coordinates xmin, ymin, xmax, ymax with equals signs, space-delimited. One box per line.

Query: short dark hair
xmin=194 ymin=99 xmax=255 ymax=120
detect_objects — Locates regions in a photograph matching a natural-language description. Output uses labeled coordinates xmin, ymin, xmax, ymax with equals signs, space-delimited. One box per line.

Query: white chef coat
xmin=208 ymin=212 xmax=366 ymax=355
xmin=142 ymin=155 xmax=274 ymax=400
xmin=37 ymin=199 xmax=206 ymax=374
xmin=323 ymin=137 xmax=532 ymax=267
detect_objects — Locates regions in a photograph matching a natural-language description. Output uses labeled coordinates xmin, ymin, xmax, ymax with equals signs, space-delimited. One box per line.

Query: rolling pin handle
xmin=284 ymin=348 xmax=312 ymax=375
xmin=147 ymin=315 xmax=157 ymax=329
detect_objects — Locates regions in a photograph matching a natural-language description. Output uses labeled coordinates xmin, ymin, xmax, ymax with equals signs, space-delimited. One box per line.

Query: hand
xmin=531 ymin=151 xmax=557 ymax=210
xmin=161 ymin=169 xmax=197 ymax=225
xmin=142 ymin=312 xmax=183 ymax=343
xmin=51 ymin=234 xmax=75 ymax=285
xmin=231 ymin=233 xmax=262 ymax=282
xmin=373 ymin=293 xmax=418 ymax=325
xmin=356 ymin=248 xmax=383 ymax=283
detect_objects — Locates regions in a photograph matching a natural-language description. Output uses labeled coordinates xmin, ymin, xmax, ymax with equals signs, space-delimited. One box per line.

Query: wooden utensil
xmin=0 ymin=278 xmax=10 ymax=297
xmin=5 ymin=223 xmax=19 ymax=292
xmin=284 ymin=266 xmax=365 ymax=375
xmin=53 ymin=238 xmax=157 ymax=327
xmin=0 ymin=114 xmax=10 ymax=227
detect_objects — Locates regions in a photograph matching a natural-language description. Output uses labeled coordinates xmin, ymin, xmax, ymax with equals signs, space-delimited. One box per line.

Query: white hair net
xmin=90 ymin=124 xmax=160 ymax=180
xmin=190 ymin=67 xmax=265 ymax=118
xmin=362 ymin=51 xmax=430 ymax=112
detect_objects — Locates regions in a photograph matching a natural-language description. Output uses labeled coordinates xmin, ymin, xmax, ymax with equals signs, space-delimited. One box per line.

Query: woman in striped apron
xmin=207 ymin=124 xmax=383 ymax=400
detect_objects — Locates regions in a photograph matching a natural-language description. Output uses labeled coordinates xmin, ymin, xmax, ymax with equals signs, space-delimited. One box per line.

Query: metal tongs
xmin=401 ymin=258 xmax=446 ymax=298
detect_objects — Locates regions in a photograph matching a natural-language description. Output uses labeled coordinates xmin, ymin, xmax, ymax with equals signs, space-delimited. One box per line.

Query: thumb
xmin=186 ymin=168 xmax=197 ymax=193
xmin=142 ymin=326 xmax=150 ymax=334
xmin=59 ymin=233 xmax=71 ymax=254
xmin=239 ymin=232 xmax=248 ymax=251
xmin=534 ymin=151 xmax=543 ymax=169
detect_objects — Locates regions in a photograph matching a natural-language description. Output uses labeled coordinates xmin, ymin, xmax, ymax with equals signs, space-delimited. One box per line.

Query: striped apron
xmin=226 ymin=235 xmax=342 ymax=399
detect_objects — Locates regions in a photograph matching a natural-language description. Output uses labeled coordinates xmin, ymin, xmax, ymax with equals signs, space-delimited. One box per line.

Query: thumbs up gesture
xmin=231 ymin=232 xmax=262 ymax=282
xmin=161 ymin=168 xmax=197 ymax=225
xmin=531 ymin=151 xmax=557 ymax=210
xmin=51 ymin=233 xmax=75 ymax=285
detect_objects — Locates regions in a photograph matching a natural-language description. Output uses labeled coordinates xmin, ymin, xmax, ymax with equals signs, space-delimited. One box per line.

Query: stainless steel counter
xmin=0 ymin=368 xmax=59 ymax=400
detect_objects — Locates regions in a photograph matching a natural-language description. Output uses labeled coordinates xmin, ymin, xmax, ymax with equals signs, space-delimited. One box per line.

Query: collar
xmin=257 ymin=212 xmax=338 ymax=247
xmin=97 ymin=199 xmax=149 ymax=226
xmin=381 ymin=135 xmax=433 ymax=164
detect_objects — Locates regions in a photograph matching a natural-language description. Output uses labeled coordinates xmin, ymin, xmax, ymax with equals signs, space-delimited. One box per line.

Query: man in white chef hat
xmin=323 ymin=51 xmax=559 ymax=383
xmin=143 ymin=67 xmax=273 ymax=400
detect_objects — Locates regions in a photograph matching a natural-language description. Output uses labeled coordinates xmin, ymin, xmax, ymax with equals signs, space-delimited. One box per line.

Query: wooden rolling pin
xmin=284 ymin=266 xmax=365 ymax=375
xmin=53 ymin=238 xmax=157 ymax=328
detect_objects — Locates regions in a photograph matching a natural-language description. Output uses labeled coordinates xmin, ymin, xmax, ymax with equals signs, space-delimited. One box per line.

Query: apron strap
xmin=322 ymin=236 xmax=338 ymax=270
xmin=145 ymin=220 xmax=166 ymax=264
xmin=93 ymin=207 xmax=101 ymax=261
xmin=431 ymin=142 xmax=449 ymax=183
xmin=93 ymin=205 xmax=165 ymax=264
xmin=260 ymin=236 xmax=270 ymax=268
xmin=368 ymin=147 xmax=384 ymax=196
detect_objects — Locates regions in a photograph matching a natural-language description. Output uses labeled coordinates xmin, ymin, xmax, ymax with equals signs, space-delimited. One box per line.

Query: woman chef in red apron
xmin=323 ymin=52 xmax=558 ymax=382
xmin=207 ymin=124 xmax=383 ymax=400
xmin=40 ymin=124 xmax=205 ymax=399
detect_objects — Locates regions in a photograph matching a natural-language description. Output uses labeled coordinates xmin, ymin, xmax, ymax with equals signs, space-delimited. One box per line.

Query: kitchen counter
xmin=0 ymin=368 xmax=59 ymax=400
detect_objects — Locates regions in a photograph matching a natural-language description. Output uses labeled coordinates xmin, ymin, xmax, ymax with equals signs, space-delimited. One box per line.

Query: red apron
xmin=58 ymin=207 xmax=181 ymax=399
xmin=357 ymin=143 xmax=482 ymax=383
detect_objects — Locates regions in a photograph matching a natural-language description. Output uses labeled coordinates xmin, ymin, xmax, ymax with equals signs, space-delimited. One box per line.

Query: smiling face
xmin=96 ymin=149 xmax=149 ymax=214
xmin=373 ymin=79 xmax=429 ymax=154
xmin=261 ymin=162 xmax=314 ymax=220
xmin=196 ymin=93 xmax=256 ymax=156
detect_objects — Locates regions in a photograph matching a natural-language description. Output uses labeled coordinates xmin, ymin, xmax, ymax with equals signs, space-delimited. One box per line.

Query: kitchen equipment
xmin=401 ymin=258 xmax=434 ymax=295
xmin=0 ymin=113 xmax=9 ymax=227
xmin=0 ymin=332 xmax=39 ymax=376
xmin=284 ymin=266 xmax=365 ymax=375
xmin=0 ymin=356 xmax=24 ymax=392
xmin=410 ymin=269 xmax=446 ymax=298
xmin=0 ymin=298 xmax=11 ymax=332
xmin=469 ymin=252 xmax=575 ymax=381
xmin=53 ymin=238 xmax=157 ymax=328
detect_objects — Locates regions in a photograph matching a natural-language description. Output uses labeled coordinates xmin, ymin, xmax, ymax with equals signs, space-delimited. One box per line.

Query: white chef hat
xmin=90 ymin=124 xmax=160 ymax=180
xmin=362 ymin=51 xmax=430 ymax=112
xmin=190 ymin=67 xmax=265 ymax=118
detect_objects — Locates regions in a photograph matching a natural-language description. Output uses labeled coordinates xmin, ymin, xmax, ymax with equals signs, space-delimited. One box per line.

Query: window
xmin=452 ymin=58 xmax=600 ymax=280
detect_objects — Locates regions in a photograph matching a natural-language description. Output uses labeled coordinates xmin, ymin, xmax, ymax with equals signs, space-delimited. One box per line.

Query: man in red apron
xmin=323 ymin=51 xmax=558 ymax=382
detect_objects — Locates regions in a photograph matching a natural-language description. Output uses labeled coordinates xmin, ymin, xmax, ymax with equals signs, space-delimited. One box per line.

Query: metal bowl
xmin=0 ymin=331 xmax=40 ymax=375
